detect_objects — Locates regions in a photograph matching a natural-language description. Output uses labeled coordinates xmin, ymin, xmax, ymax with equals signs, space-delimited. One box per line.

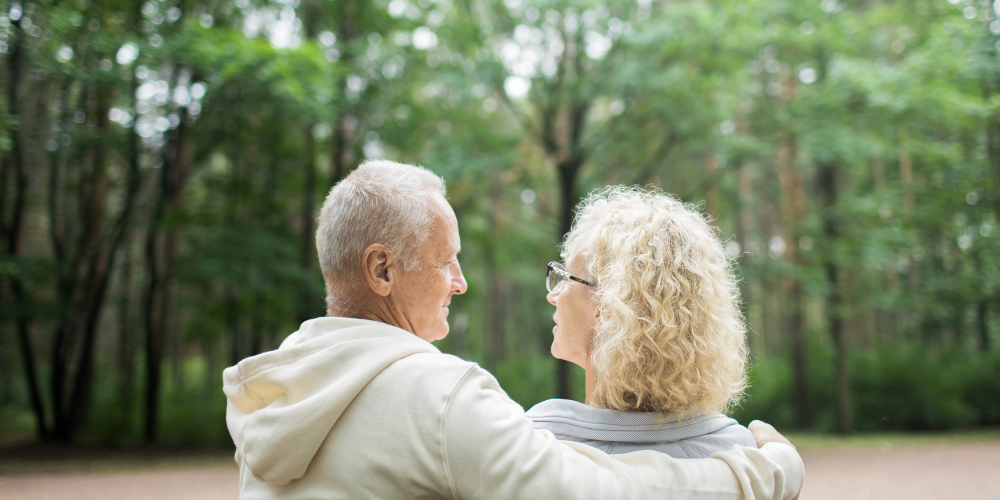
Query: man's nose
xmin=452 ymin=261 xmax=468 ymax=295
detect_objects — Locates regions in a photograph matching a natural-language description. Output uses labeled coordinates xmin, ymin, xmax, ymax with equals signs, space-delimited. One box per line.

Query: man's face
xmin=394 ymin=195 xmax=467 ymax=342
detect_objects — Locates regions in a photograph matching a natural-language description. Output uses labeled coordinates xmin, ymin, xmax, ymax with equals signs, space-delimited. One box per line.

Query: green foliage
xmin=962 ymin=348 xmax=1000 ymax=425
xmin=158 ymin=385 xmax=230 ymax=448
xmin=733 ymin=345 xmax=1000 ymax=433
xmin=851 ymin=348 xmax=979 ymax=432
xmin=1 ymin=0 xmax=999 ymax=446
xmin=78 ymin=357 xmax=229 ymax=447
xmin=493 ymin=353 xmax=557 ymax=411
xmin=731 ymin=358 xmax=797 ymax=430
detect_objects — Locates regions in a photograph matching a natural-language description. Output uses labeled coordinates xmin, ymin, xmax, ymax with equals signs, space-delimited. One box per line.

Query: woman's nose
xmin=546 ymin=288 xmax=558 ymax=306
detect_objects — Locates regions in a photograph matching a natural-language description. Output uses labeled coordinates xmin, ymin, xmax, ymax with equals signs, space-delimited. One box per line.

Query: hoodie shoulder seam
xmin=440 ymin=362 xmax=478 ymax=500
xmin=239 ymin=331 xmax=434 ymax=384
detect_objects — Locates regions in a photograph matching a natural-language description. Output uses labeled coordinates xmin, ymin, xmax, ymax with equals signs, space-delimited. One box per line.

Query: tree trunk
xmin=981 ymin=56 xmax=999 ymax=353
xmin=142 ymin=131 xmax=172 ymax=444
xmin=980 ymin=300 xmax=990 ymax=352
xmin=483 ymin=187 xmax=507 ymax=369
xmin=299 ymin=4 xmax=320 ymax=322
xmin=1 ymin=17 xmax=48 ymax=439
xmin=118 ymin=53 xmax=142 ymax=421
xmin=485 ymin=272 xmax=507 ymax=369
xmin=143 ymin=114 xmax=189 ymax=442
xmin=35 ymin=63 xmax=138 ymax=441
xmin=951 ymin=303 xmax=965 ymax=347
xmin=143 ymin=173 xmax=167 ymax=443
xmin=142 ymin=79 xmax=192 ymax=439
xmin=818 ymin=160 xmax=853 ymax=434
xmin=166 ymin=230 xmax=181 ymax=390
xmin=118 ymin=243 xmax=136 ymax=408
xmin=982 ymin=32 xmax=1000 ymax=219
xmin=47 ymin=86 xmax=86 ymax=440
xmin=555 ymin=157 xmax=583 ymax=399
xmin=328 ymin=11 xmax=359 ymax=189
xmin=786 ymin=279 xmax=810 ymax=428
xmin=205 ymin=333 xmax=219 ymax=391
xmin=13 ymin=285 xmax=48 ymax=437
xmin=227 ymin=284 xmax=243 ymax=366
xmin=703 ymin=154 xmax=719 ymax=221
xmin=66 ymin=221 xmax=124 ymax=438
xmin=871 ymin=156 xmax=885 ymax=189
xmin=300 ymin=127 xmax=318 ymax=323
xmin=735 ymin=162 xmax=753 ymax=348
xmin=61 ymin=80 xmax=120 ymax=439
xmin=899 ymin=127 xmax=914 ymax=214
xmin=778 ymin=131 xmax=810 ymax=428
xmin=330 ymin=118 xmax=350 ymax=187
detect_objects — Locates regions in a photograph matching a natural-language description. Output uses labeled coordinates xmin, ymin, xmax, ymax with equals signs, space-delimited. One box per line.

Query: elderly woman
xmin=527 ymin=186 xmax=754 ymax=458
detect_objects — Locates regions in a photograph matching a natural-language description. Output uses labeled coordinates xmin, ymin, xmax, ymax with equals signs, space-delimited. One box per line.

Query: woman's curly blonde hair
xmin=563 ymin=186 xmax=748 ymax=417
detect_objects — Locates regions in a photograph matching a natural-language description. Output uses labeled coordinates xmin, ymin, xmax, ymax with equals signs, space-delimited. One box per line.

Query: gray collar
xmin=526 ymin=399 xmax=737 ymax=444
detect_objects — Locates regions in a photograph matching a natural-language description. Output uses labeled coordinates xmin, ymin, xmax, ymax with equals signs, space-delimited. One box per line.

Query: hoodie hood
xmin=223 ymin=317 xmax=438 ymax=485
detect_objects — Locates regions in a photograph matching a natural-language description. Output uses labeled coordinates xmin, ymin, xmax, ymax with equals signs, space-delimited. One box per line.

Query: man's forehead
xmin=429 ymin=194 xmax=456 ymax=219
xmin=442 ymin=219 xmax=461 ymax=254
xmin=427 ymin=194 xmax=460 ymax=252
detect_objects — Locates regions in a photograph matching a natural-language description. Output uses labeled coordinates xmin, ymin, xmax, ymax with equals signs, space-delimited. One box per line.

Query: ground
xmin=1 ymin=433 xmax=998 ymax=499
xmin=799 ymin=442 xmax=1000 ymax=500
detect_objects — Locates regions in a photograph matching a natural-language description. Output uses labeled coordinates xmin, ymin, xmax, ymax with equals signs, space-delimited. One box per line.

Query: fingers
xmin=749 ymin=421 xmax=800 ymax=500
xmin=748 ymin=420 xmax=794 ymax=449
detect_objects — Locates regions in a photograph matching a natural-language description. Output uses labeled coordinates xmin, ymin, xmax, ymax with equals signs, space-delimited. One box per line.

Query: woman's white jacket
xmin=223 ymin=317 xmax=803 ymax=499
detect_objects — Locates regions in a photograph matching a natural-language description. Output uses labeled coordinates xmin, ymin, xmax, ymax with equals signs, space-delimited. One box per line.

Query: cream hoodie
xmin=224 ymin=317 xmax=803 ymax=500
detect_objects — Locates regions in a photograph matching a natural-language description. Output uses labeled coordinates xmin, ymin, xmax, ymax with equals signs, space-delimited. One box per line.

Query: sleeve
xmin=441 ymin=366 xmax=804 ymax=500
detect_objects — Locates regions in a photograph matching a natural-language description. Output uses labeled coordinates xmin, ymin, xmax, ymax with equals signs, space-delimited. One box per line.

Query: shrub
xmin=851 ymin=347 xmax=978 ymax=431
xmin=732 ymin=343 xmax=997 ymax=433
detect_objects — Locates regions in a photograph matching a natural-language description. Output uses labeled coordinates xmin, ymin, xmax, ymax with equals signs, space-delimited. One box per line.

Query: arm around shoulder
xmin=709 ymin=443 xmax=804 ymax=500
xmin=440 ymin=366 xmax=804 ymax=500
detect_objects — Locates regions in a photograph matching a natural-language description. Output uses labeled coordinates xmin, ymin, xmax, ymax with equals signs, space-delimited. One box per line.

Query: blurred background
xmin=0 ymin=0 xmax=998 ymax=451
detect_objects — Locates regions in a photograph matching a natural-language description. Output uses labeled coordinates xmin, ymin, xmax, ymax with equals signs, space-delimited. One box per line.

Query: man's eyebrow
xmin=440 ymin=246 xmax=460 ymax=260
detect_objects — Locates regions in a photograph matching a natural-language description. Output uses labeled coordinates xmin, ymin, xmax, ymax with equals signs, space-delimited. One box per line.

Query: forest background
xmin=1 ymin=0 xmax=999 ymax=447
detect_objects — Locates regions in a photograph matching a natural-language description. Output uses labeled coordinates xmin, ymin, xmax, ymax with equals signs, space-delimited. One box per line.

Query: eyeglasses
xmin=546 ymin=261 xmax=596 ymax=293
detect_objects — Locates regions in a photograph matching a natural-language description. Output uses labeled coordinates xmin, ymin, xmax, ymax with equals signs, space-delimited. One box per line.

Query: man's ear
xmin=362 ymin=244 xmax=396 ymax=297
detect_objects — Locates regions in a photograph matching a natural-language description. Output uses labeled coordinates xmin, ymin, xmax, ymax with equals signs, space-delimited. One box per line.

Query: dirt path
xmin=1 ymin=442 xmax=997 ymax=499
xmin=0 ymin=466 xmax=238 ymax=500
xmin=799 ymin=442 xmax=1000 ymax=500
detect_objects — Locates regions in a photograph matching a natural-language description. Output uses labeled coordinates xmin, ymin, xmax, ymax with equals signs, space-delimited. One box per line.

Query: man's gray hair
xmin=316 ymin=160 xmax=446 ymax=282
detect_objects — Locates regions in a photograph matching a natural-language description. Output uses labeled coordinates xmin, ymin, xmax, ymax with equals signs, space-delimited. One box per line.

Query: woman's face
xmin=547 ymin=252 xmax=599 ymax=369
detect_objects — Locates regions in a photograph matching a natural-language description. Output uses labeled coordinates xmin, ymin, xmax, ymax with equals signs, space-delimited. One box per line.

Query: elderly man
xmin=224 ymin=160 xmax=803 ymax=499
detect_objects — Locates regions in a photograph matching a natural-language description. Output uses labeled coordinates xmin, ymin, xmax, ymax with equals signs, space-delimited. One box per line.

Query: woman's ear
xmin=362 ymin=244 xmax=396 ymax=297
